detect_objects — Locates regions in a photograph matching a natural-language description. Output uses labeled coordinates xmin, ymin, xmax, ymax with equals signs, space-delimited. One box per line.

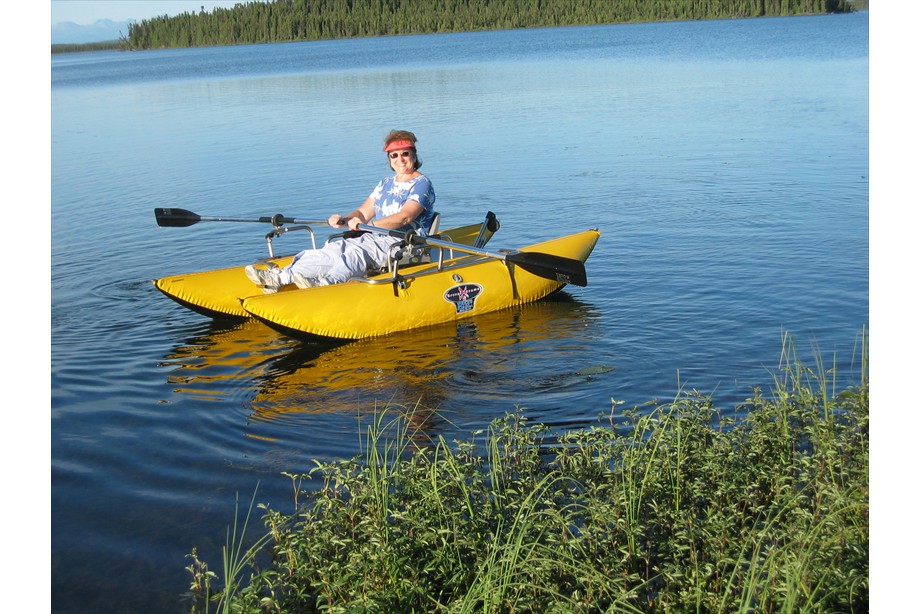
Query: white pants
xmin=280 ymin=233 xmax=399 ymax=285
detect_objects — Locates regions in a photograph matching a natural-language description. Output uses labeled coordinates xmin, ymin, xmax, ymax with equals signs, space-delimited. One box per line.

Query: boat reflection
xmin=251 ymin=292 xmax=601 ymax=417
xmin=162 ymin=292 xmax=603 ymax=434
xmin=159 ymin=318 xmax=308 ymax=402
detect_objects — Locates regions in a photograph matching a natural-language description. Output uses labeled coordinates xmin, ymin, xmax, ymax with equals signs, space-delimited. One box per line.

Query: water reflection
xmin=161 ymin=292 xmax=607 ymax=432
xmin=159 ymin=319 xmax=299 ymax=402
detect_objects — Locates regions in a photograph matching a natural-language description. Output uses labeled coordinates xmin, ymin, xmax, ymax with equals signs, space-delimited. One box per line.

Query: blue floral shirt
xmin=369 ymin=174 xmax=436 ymax=235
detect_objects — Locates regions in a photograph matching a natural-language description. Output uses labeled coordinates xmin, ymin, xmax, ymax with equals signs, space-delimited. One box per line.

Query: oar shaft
xmin=356 ymin=224 xmax=504 ymax=259
xmin=355 ymin=223 xmax=588 ymax=286
xmin=154 ymin=207 xmax=325 ymax=227
xmin=204 ymin=216 xmax=271 ymax=223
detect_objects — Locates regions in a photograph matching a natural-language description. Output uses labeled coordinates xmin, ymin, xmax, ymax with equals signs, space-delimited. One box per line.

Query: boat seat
xmin=324 ymin=211 xmax=501 ymax=278
xmin=372 ymin=211 xmax=502 ymax=276
xmin=326 ymin=213 xmax=441 ymax=276
xmin=369 ymin=212 xmax=441 ymax=275
xmin=427 ymin=211 xmax=441 ymax=235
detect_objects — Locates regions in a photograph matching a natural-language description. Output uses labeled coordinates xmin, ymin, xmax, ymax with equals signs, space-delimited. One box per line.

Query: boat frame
xmin=153 ymin=212 xmax=502 ymax=318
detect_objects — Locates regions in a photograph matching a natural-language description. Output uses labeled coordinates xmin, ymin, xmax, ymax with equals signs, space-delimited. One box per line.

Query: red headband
xmin=384 ymin=139 xmax=415 ymax=152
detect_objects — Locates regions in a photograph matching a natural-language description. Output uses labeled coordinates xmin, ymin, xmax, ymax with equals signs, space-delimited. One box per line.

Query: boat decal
xmin=443 ymin=283 xmax=483 ymax=314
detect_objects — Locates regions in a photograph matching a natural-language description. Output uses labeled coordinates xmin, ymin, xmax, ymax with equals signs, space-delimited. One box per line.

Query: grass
xmin=186 ymin=336 xmax=869 ymax=612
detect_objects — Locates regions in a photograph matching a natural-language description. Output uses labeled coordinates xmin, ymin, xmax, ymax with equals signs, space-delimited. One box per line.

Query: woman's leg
xmin=321 ymin=234 xmax=396 ymax=284
xmin=258 ymin=234 xmax=398 ymax=289
xmin=282 ymin=245 xmax=340 ymax=285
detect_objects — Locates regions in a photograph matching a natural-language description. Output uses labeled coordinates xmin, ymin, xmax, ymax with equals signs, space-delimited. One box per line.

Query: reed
xmin=186 ymin=484 xmax=275 ymax=614
xmin=186 ymin=337 xmax=868 ymax=613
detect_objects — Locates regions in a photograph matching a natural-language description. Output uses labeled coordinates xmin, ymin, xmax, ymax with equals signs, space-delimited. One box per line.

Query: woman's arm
xmin=335 ymin=199 xmax=422 ymax=231
xmin=361 ymin=200 xmax=423 ymax=231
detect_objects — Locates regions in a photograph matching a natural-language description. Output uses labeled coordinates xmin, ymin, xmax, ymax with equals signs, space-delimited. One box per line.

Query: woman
xmin=245 ymin=130 xmax=436 ymax=293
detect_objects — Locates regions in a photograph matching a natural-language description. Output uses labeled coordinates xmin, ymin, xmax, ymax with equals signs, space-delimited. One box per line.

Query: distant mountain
xmin=51 ymin=19 xmax=132 ymax=45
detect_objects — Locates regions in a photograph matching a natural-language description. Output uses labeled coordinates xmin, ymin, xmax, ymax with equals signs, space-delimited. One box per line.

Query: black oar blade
xmin=508 ymin=251 xmax=588 ymax=287
xmin=155 ymin=208 xmax=201 ymax=227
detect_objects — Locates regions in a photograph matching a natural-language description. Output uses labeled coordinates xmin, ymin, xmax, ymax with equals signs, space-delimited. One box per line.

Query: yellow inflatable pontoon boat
xmin=153 ymin=209 xmax=599 ymax=341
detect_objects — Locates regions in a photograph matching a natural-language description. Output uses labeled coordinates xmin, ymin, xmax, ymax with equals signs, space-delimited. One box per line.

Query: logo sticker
xmin=443 ymin=283 xmax=483 ymax=314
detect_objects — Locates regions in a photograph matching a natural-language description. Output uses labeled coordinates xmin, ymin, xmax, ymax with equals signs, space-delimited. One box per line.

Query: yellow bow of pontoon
xmin=152 ymin=209 xmax=600 ymax=341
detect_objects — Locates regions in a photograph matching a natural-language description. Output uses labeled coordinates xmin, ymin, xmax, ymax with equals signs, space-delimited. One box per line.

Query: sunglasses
xmin=388 ymin=151 xmax=413 ymax=159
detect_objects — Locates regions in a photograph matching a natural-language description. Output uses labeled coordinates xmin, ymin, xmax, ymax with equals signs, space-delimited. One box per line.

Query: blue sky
xmin=51 ymin=1 xmax=243 ymax=25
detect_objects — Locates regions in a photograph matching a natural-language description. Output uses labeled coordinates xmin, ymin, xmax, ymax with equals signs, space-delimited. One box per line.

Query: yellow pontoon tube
xmin=241 ymin=228 xmax=600 ymax=341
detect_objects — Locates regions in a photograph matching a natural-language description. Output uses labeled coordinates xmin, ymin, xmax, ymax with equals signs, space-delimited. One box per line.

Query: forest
xmin=121 ymin=0 xmax=854 ymax=50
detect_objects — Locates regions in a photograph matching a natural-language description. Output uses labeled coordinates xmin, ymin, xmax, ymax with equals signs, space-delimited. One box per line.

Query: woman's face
xmin=388 ymin=148 xmax=416 ymax=173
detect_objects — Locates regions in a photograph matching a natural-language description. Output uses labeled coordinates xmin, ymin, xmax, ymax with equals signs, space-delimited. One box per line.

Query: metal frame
xmin=264 ymin=224 xmax=317 ymax=258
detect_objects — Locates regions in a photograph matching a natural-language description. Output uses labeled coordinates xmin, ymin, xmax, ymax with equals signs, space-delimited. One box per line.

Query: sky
xmin=51 ymin=1 xmax=244 ymax=25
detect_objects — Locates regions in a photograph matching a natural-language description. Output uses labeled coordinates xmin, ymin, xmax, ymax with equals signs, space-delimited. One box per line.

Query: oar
xmin=356 ymin=223 xmax=588 ymax=287
xmin=154 ymin=207 xmax=326 ymax=228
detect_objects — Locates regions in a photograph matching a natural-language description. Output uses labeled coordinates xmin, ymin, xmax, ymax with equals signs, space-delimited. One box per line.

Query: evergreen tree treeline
xmin=126 ymin=0 xmax=853 ymax=50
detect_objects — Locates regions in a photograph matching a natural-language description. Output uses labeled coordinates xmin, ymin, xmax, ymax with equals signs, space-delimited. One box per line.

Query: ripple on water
xmin=51 ymin=17 xmax=869 ymax=613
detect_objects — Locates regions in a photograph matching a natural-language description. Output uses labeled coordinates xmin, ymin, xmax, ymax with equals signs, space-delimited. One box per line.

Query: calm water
xmin=51 ymin=14 xmax=868 ymax=613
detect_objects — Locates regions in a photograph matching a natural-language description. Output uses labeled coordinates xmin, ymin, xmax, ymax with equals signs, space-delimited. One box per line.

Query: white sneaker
xmin=245 ymin=264 xmax=281 ymax=294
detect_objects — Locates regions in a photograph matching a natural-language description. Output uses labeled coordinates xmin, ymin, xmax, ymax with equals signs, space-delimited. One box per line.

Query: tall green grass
xmin=187 ymin=339 xmax=868 ymax=613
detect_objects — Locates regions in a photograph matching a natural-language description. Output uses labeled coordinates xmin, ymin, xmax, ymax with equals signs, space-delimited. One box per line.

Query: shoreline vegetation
xmin=51 ymin=0 xmax=860 ymax=54
xmin=186 ymin=334 xmax=869 ymax=612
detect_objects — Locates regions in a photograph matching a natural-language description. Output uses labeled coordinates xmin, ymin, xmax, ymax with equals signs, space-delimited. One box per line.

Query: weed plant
xmin=187 ymin=339 xmax=869 ymax=613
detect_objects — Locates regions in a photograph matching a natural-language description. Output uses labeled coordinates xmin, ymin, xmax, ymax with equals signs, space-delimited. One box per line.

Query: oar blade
xmin=154 ymin=208 xmax=201 ymax=227
xmin=508 ymin=251 xmax=588 ymax=287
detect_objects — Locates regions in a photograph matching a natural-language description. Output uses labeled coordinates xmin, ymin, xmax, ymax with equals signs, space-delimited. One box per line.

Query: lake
xmin=51 ymin=13 xmax=868 ymax=613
